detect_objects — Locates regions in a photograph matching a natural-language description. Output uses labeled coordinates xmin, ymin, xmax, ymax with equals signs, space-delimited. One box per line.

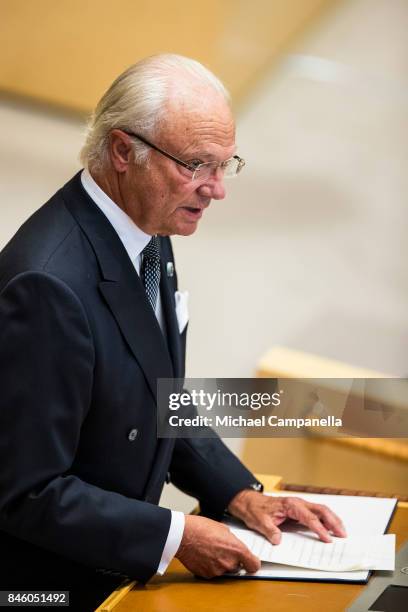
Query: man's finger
xmin=238 ymin=546 xmax=261 ymax=573
xmin=296 ymin=507 xmax=332 ymax=542
xmin=256 ymin=516 xmax=282 ymax=545
xmin=308 ymin=503 xmax=347 ymax=537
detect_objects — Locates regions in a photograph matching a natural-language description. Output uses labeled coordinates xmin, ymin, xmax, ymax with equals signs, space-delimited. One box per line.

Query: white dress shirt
xmin=81 ymin=169 xmax=185 ymax=575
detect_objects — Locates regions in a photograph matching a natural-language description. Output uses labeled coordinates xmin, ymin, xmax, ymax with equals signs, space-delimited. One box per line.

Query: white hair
xmin=79 ymin=53 xmax=230 ymax=171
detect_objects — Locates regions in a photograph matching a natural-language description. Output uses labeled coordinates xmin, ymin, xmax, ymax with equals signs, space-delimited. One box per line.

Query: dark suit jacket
xmin=0 ymin=172 xmax=258 ymax=587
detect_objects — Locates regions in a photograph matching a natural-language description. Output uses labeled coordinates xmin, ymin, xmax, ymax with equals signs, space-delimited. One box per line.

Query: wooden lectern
xmin=96 ymin=474 xmax=408 ymax=612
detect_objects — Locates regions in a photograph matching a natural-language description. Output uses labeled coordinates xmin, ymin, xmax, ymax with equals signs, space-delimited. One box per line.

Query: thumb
xmin=239 ymin=545 xmax=261 ymax=574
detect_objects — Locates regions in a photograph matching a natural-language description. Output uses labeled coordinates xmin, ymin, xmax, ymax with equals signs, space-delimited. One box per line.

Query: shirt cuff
xmin=156 ymin=510 xmax=185 ymax=575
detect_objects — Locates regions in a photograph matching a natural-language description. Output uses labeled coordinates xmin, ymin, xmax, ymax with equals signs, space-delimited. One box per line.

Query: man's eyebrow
xmin=184 ymin=147 xmax=237 ymax=161
xmin=185 ymin=152 xmax=213 ymax=161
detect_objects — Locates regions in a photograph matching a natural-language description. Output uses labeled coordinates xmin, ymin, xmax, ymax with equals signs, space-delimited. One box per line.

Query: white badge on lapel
xmin=174 ymin=290 xmax=189 ymax=333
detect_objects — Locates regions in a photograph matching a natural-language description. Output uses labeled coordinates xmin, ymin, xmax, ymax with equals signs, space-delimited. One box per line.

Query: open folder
xmin=223 ymin=492 xmax=397 ymax=583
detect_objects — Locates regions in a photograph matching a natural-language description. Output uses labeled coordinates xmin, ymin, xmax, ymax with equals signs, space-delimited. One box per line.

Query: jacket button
xmin=127 ymin=428 xmax=138 ymax=441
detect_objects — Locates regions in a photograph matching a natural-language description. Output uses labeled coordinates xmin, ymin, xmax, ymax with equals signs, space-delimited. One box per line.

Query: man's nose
xmin=197 ymin=171 xmax=226 ymax=200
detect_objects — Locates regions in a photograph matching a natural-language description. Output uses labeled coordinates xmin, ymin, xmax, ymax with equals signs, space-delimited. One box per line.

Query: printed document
xmin=229 ymin=527 xmax=395 ymax=571
xmin=224 ymin=492 xmax=396 ymax=582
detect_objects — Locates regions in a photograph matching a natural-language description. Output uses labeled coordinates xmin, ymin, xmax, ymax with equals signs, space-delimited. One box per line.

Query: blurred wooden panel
xmin=243 ymin=437 xmax=408 ymax=496
xmin=244 ymin=346 xmax=408 ymax=496
xmin=258 ymin=345 xmax=388 ymax=378
xmin=0 ymin=0 xmax=336 ymax=114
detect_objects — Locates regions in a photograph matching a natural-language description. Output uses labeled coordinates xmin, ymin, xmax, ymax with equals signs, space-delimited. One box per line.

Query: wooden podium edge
xmin=95 ymin=579 xmax=136 ymax=612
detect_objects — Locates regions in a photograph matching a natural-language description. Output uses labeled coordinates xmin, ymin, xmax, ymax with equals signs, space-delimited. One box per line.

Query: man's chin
xmin=163 ymin=208 xmax=204 ymax=236
xmin=175 ymin=221 xmax=200 ymax=236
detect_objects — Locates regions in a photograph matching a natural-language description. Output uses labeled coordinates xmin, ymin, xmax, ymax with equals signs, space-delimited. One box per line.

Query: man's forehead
xmin=159 ymin=93 xmax=235 ymax=153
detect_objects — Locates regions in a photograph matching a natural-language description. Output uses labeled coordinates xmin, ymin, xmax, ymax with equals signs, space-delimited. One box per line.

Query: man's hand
xmin=228 ymin=490 xmax=347 ymax=545
xmin=175 ymin=515 xmax=261 ymax=578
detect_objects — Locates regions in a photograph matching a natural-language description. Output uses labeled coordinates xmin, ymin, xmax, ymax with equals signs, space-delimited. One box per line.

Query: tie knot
xmin=142 ymin=235 xmax=160 ymax=261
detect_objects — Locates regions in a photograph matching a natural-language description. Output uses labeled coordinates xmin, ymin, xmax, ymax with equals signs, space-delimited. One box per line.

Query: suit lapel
xmin=98 ymin=280 xmax=174 ymax=400
xmin=61 ymin=174 xmax=174 ymax=402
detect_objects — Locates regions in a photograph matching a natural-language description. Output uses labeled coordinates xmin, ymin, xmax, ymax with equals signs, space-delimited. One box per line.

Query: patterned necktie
xmin=141 ymin=235 xmax=161 ymax=311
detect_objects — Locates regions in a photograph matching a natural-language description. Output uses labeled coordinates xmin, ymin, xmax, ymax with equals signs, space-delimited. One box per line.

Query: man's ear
xmin=109 ymin=130 xmax=133 ymax=172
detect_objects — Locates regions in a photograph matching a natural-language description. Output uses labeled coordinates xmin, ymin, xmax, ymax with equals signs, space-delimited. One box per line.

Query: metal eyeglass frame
xmin=121 ymin=129 xmax=245 ymax=180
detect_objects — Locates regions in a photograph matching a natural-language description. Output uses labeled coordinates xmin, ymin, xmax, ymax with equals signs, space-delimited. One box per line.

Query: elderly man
xmin=0 ymin=54 xmax=344 ymax=608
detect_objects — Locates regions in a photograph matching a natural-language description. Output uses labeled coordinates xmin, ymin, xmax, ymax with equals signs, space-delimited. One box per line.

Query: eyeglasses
xmin=121 ymin=129 xmax=245 ymax=182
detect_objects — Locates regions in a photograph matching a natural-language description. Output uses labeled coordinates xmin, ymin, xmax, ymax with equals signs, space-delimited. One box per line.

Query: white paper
xmin=224 ymin=492 xmax=397 ymax=581
xmin=229 ymin=527 xmax=395 ymax=571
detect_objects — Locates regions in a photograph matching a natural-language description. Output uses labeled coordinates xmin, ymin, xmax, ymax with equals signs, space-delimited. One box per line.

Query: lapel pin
xmin=166 ymin=262 xmax=174 ymax=277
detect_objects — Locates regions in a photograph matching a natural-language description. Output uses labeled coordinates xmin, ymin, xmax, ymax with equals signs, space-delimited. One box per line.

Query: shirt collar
xmin=80 ymin=169 xmax=151 ymax=263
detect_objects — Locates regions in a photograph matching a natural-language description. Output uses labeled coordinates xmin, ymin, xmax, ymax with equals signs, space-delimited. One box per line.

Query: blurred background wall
xmin=1 ymin=0 xmax=407 ymax=509
xmin=0 ymin=0 xmax=333 ymax=112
